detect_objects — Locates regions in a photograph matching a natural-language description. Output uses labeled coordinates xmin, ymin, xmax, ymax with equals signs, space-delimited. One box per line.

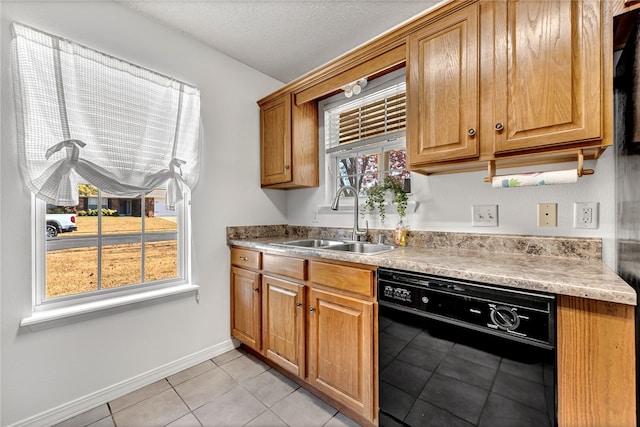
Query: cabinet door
xmin=407 ymin=3 xmax=479 ymax=165
xmin=262 ymin=276 xmax=305 ymax=377
xmin=307 ymin=288 xmax=375 ymax=421
xmin=260 ymin=93 xmax=292 ymax=186
xmin=230 ymin=266 xmax=261 ymax=351
xmin=490 ymin=0 xmax=602 ymax=153
xmin=557 ymin=296 xmax=636 ymax=426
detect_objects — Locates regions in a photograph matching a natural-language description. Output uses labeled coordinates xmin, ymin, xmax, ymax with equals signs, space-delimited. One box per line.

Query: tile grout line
xmin=235 ymin=366 xmax=299 ymax=427
xmin=167 ymin=371 xmax=202 ymax=427
xmin=166 ymin=353 xmax=266 ymax=426
xmin=106 ymin=402 xmax=117 ymax=427
xmin=79 ymin=350 xmax=352 ymax=427
xmin=164 ymin=357 xmax=222 ymax=427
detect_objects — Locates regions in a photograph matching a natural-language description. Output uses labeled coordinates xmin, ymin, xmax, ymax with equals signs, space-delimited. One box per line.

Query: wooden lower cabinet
xmin=230 ymin=266 xmax=261 ymax=351
xmin=230 ymin=248 xmax=377 ymax=425
xmin=231 ymin=247 xmax=637 ymax=427
xmin=307 ymin=287 xmax=375 ymax=423
xmin=557 ymin=295 xmax=636 ymax=427
xmin=262 ymin=275 xmax=306 ymax=377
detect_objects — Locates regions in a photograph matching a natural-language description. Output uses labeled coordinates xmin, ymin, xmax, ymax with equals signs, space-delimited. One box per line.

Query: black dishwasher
xmin=378 ymin=268 xmax=556 ymax=427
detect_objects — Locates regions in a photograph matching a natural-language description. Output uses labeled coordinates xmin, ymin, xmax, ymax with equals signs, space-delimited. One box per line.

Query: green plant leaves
xmin=363 ymin=176 xmax=408 ymax=223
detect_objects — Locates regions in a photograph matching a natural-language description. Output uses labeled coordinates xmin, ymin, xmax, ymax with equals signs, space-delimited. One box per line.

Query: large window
xmin=12 ymin=23 xmax=200 ymax=315
xmin=41 ymin=184 xmax=187 ymax=304
xmin=325 ymin=75 xmax=408 ymax=199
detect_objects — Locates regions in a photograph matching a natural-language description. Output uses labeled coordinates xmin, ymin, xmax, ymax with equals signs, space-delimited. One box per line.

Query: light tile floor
xmin=53 ymin=348 xmax=361 ymax=427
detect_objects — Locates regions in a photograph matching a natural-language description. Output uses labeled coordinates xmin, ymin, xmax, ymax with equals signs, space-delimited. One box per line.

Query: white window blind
xmin=324 ymin=79 xmax=408 ymax=197
xmin=10 ymin=23 xmax=201 ymax=209
xmin=326 ymin=82 xmax=406 ymax=154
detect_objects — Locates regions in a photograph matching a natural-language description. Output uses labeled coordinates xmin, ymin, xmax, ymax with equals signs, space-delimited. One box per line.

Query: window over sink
xmin=322 ymin=70 xmax=409 ymax=200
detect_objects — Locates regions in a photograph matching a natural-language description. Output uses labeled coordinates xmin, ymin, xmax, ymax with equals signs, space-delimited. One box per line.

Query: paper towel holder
xmin=576 ymin=150 xmax=595 ymax=177
xmin=484 ymin=150 xmax=595 ymax=183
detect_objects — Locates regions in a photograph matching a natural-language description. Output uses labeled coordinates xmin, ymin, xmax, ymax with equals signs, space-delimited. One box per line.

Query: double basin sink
xmin=275 ymin=238 xmax=397 ymax=255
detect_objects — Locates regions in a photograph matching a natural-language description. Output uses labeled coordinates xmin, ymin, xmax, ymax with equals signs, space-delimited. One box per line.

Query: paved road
xmin=47 ymin=232 xmax=177 ymax=251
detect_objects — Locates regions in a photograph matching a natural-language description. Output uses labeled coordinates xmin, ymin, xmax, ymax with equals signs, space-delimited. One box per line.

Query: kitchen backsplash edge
xmin=226 ymin=225 xmax=602 ymax=260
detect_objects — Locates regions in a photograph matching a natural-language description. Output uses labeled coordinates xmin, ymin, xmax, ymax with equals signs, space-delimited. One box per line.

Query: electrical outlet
xmin=537 ymin=203 xmax=557 ymax=227
xmin=472 ymin=205 xmax=498 ymax=227
xmin=312 ymin=208 xmax=319 ymax=223
xmin=574 ymin=202 xmax=599 ymax=229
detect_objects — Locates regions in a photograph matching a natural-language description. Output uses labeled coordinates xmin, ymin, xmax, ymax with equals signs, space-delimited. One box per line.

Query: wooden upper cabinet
xmin=407 ymin=3 xmax=480 ymax=165
xmin=612 ymin=0 xmax=640 ymax=17
xmin=487 ymin=0 xmax=603 ymax=153
xmin=260 ymin=94 xmax=291 ymax=186
xmin=405 ymin=0 xmax=610 ymax=173
xmin=257 ymin=0 xmax=611 ymax=177
xmin=259 ymin=92 xmax=318 ymax=189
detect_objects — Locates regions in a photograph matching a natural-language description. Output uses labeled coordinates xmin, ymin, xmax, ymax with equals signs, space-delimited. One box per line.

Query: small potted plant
xmin=362 ymin=175 xmax=408 ymax=224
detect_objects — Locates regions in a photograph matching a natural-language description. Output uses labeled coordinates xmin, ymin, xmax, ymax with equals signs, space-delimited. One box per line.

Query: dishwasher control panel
xmin=378 ymin=268 xmax=556 ymax=348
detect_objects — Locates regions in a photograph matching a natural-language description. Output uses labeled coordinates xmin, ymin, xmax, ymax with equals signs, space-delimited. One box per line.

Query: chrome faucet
xmin=331 ymin=185 xmax=367 ymax=241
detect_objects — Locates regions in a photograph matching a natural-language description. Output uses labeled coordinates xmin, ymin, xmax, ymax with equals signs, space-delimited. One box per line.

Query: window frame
xmin=330 ymin=138 xmax=408 ymax=198
xmin=12 ymin=23 xmax=200 ymax=328
xmin=30 ymin=189 xmax=193 ymax=315
xmin=321 ymin=69 xmax=408 ymax=203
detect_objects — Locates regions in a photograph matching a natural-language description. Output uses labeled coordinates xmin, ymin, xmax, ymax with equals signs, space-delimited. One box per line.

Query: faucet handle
xmin=354 ymin=220 xmax=368 ymax=241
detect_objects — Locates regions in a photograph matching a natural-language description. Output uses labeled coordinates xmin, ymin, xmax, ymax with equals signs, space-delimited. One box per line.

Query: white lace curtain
xmin=10 ymin=23 xmax=201 ymax=209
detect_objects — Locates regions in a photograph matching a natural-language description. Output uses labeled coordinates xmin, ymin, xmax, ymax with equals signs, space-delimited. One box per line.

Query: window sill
xmin=319 ymin=200 xmax=418 ymax=215
xmin=21 ymin=284 xmax=199 ymax=330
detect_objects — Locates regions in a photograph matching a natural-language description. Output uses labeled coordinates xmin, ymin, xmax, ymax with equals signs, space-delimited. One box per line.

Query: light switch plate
xmin=537 ymin=203 xmax=557 ymax=227
xmin=472 ymin=205 xmax=498 ymax=227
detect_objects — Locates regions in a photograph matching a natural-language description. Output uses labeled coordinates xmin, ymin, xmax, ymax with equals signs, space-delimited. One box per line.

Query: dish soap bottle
xmin=394 ymin=220 xmax=408 ymax=246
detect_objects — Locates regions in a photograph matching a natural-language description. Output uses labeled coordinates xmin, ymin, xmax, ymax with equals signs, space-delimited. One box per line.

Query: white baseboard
xmin=8 ymin=339 xmax=238 ymax=427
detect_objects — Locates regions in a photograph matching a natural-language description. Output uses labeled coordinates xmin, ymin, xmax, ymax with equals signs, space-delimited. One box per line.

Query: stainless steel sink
xmin=324 ymin=242 xmax=397 ymax=254
xmin=278 ymin=239 xmax=345 ymax=248
xmin=274 ymin=239 xmax=397 ymax=255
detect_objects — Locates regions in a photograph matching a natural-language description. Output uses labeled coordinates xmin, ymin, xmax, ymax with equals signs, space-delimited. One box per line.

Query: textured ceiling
xmin=116 ymin=0 xmax=442 ymax=83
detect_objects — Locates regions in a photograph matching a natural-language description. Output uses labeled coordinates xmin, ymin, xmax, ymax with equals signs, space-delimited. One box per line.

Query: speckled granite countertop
xmin=227 ymin=226 xmax=637 ymax=306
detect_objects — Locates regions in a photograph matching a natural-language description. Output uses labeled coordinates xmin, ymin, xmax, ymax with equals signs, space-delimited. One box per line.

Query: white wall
xmin=0 ymin=2 xmax=620 ymax=425
xmin=0 ymin=3 xmax=284 ymax=425
xmin=0 ymin=1 xmax=4 ymax=423
xmin=288 ymin=125 xmax=617 ymax=268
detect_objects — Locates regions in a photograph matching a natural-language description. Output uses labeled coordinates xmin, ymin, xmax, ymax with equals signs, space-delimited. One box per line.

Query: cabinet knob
xmin=284 ymin=164 xmax=290 ymax=170
xmin=239 ymin=256 xmax=248 ymax=261
xmin=253 ymin=288 xmax=259 ymax=292
xmin=296 ymin=302 xmax=302 ymax=308
xmin=309 ymin=307 xmax=316 ymax=312
xmin=494 ymin=122 xmax=504 ymax=131
xmin=467 ymin=128 xmax=476 ymax=137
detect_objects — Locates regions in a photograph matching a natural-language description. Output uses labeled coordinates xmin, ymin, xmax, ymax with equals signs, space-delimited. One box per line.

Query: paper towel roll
xmin=492 ymin=169 xmax=578 ymax=188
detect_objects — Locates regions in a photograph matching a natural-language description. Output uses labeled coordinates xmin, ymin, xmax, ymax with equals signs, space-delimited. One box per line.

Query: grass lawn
xmin=70 ymin=216 xmax=177 ymax=235
xmin=47 ymin=216 xmax=178 ymax=299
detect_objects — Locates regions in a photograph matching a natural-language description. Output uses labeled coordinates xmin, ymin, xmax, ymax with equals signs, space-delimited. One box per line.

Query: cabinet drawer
xmin=230 ymin=248 xmax=261 ymax=270
xmin=263 ymin=253 xmax=306 ymax=280
xmin=309 ymin=261 xmax=374 ymax=297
